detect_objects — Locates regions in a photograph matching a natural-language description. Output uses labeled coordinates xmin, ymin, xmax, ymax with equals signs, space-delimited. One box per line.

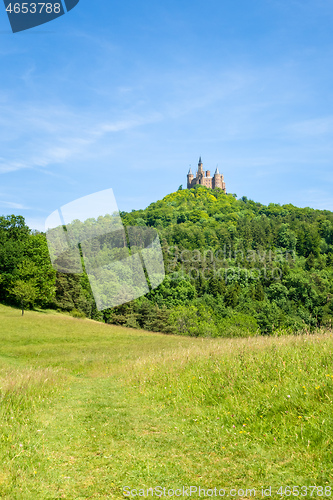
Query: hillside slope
xmin=1 ymin=187 xmax=333 ymax=336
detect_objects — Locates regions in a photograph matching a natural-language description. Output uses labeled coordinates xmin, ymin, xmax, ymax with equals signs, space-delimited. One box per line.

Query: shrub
xmin=70 ymin=308 xmax=86 ymax=319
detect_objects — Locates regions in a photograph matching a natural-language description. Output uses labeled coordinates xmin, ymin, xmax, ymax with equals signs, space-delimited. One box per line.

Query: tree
xmin=305 ymin=252 xmax=316 ymax=271
xmin=21 ymin=233 xmax=56 ymax=307
xmin=327 ymin=252 xmax=333 ymax=267
xmin=224 ymin=285 xmax=240 ymax=308
xmin=10 ymin=256 xmax=55 ymax=309
xmin=10 ymin=280 xmax=37 ymax=315
xmin=208 ymin=276 xmax=224 ymax=297
xmin=277 ymin=224 xmax=297 ymax=251
xmin=254 ymin=284 xmax=265 ymax=301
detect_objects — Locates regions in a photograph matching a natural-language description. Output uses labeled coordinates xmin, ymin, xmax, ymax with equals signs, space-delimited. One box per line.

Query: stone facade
xmin=187 ymin=157 xmax=226 ymax=192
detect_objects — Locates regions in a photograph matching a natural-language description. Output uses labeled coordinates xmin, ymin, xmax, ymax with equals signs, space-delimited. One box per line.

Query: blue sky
xmin=1 ymin=0 xmax=333 ymax=230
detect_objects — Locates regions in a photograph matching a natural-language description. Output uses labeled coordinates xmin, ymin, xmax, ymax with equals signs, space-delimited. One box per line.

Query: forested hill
xmin=121 ymin=186 xmax=331 ymax=257
xmin=1 ymin=185 xmax=333 ymax=336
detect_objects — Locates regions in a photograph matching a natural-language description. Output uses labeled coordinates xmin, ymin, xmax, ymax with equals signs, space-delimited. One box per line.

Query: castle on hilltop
xmin=187 ymin=157 xmax=226 ymax=192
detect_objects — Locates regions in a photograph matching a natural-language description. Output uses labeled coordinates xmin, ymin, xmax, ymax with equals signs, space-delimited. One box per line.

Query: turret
xmin=213 ymin=167 xmax=226 ymax=192
xmin=187 ymin=166 xmax=194 ymax=189
xmin=197 ymin=157 xmax=205 ymax=185
xmin=213 ymin=171 xmax=222 ymax=189
xmin=221 ymin=174 xmax=226 ymax=193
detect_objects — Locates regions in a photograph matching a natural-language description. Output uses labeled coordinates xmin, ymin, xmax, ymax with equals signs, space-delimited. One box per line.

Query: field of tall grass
xmin=0 ymin=303 xmax=333 ymax=499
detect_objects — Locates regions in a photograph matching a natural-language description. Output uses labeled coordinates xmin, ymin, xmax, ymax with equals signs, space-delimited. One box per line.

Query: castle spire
xmin=198 ymin=156 xmax=203 ymax=175
xmin=188 ymin=167 xmax=192 ymax=174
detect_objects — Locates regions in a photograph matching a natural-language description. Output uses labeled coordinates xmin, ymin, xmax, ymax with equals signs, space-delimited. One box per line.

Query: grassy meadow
xmin=0 ymin=304 xmax=333 ymax=498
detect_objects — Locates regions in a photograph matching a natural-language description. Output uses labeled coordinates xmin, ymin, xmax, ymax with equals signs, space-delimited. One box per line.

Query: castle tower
xmin=187 ymin=167 xmax=194 ymax=189
xmin=196 ymin=157 xmax=204 ymax=184
xmin=212 ymin=166 xmax=226 ymax=192
xmin=195 ymin=156 xmax=206 ymax=186
xmin=213 ymin=166 xmax=222 ymax=189
xmin=221 ymin=174 xmax=226 ymax=192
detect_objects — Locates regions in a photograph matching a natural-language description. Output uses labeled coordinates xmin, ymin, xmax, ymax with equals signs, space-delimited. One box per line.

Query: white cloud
xmin=0 ymin=100 xmax=162 ymax=175
xmin=0 ymin=200 xmax=28 ymax=209
xmin=0 ymin=160 xmax=29 ymax=174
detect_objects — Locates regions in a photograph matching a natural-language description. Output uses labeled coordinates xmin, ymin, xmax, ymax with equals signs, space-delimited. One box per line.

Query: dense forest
xmin=1 ymin=185 xmax=333 ymax=336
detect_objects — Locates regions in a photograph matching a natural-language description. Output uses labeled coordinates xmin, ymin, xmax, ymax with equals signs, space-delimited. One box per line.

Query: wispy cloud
xmin=0 ymin=200 xmax=28 ymax=209
xmin=0 ymin=99 xmax=162 ymax=175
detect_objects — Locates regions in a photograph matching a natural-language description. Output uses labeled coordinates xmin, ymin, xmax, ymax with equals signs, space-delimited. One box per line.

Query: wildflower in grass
xmin=298 ymin=416 xmax=302 ymax=419
xmin=287 ymin=395 xmax=291 ymax=398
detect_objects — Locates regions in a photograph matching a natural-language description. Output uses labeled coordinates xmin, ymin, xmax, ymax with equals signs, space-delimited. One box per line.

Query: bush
xmin=167 ymin=304 xmax=218 ymax=337
xmin=255 ymin=301 xmax=284 ymax=334
xmin=217 ymin=312 xmax=259 ymax=338
xmin=70 ymin=308 xmax=86 ymax=319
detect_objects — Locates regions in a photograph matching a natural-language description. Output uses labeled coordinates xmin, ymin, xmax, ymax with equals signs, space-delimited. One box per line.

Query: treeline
xmin=1 ymin=185 xmax=333 ymax=336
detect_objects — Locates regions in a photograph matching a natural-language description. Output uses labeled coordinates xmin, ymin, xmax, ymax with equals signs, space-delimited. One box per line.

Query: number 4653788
xmin=6 ymin=3 xmax=61 ymax=14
